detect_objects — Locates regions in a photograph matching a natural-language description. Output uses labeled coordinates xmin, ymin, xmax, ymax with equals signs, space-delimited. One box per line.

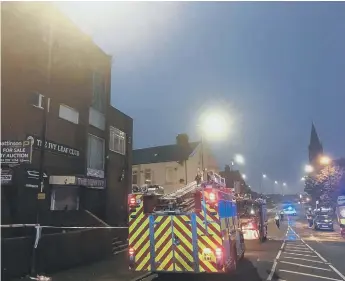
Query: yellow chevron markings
xmin=175 ymin=250 xmax=193 ymax=271
xmin=135 ymin=237 xmax=150 ymax=260
xmin=136 ymin=255 xmax=151 ymax=271
xmin=129 ymin=218 xmax=149 ymax=244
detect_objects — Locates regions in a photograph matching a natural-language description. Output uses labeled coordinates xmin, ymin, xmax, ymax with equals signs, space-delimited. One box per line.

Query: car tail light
xmin=129 ymin=248 xmax=135 ymax=256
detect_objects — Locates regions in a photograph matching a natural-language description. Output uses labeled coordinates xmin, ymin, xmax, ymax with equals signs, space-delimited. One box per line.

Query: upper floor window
xmin=59 ymin=104 xmax=79 ymax=124
xmin=89 ymin=107 xmax=105 ymax=131
xmin=109 ymin=126 xmax=126 ymax=155
xmin=92 ymin=71 xmax=106 ymax=113
xmin=87 ymin=134 xmax=105 ymax=172
xmin=132 ymin=170 xmax=138 ymax=185
xmin=145 ymin=169 xmax=151 ymax=181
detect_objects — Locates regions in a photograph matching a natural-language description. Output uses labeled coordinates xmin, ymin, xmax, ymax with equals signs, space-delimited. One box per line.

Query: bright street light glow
xmin=320 ymin=155 xmax=331 ymax=165
xmin=242 ymin=174 xmax=246 ymax=179
xmin=274 ymin=181 xmax=278 ymax=184
xmin=201 ymin=112 xmax=229 ymax=140
xmin=234 ymin=154 xmax=245 ymax=165
xmin=262 ymin=174 xmax=267 ymax=178
xmin=304 ymin=165 xmax=314 ymax=173
xmin=301 ymin=177 xmax=305 ymax=181
xmin=283 ymin=182 xmax=286 ymax=186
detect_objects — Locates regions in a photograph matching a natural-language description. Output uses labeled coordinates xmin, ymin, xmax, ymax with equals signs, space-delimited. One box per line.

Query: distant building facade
xmin=132 ymin=134 xmax=219 ymax=194
xmin=1 ymin=2 xmax=132 ymax=226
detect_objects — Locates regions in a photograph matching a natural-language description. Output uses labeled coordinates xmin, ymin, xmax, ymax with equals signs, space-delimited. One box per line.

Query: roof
xmin=133 ymin=142 xmax=200 ymax=165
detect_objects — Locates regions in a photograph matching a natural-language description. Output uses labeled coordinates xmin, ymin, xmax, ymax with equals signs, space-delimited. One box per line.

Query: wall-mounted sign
xmin=25 ymin=169 xmax=48 ymax=188
xmin=49 ymin=175 xmax=105 ymax=189
xmin=27 ymin=135 xmax=80 ymax=157
xmin=76 ymin=177 xmax=105 ymax=189
xmin=1 ymin=140 xmax=33 ymax=165
xmin=87 ymin=168 xmax=104 ymax=179
xmin=1 ymin=168 xmax=13 ymax=185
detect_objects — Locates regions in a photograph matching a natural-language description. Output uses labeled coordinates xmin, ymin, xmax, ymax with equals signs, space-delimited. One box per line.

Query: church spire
xmin=309 ymin=122 xmax=323 ymax=163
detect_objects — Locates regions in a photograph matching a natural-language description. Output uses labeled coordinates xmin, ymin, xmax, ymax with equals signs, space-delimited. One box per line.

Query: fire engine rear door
xmin=151 ymin=214 xmax=199 ymax=272
xmin=172 ymin=215 xmax=198 ymax=272
xmin=152 ymin=215 xmax=174 ymax=272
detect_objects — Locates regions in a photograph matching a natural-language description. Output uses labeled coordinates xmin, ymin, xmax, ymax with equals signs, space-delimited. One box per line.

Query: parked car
xmin=314 ymin=214 xmax=334 ymax=231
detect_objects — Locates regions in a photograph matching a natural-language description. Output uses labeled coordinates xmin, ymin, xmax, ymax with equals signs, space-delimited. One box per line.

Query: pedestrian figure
xmin=275 ymin=213 xmax=280 ymax=229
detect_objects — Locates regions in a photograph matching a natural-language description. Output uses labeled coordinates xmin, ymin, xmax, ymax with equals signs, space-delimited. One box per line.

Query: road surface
xmin=17 ymin=206 xmax=344 ymax=281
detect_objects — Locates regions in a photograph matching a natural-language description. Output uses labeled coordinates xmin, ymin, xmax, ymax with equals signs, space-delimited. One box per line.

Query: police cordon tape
xmin=1 ymin=224 xmax=129 ymax=229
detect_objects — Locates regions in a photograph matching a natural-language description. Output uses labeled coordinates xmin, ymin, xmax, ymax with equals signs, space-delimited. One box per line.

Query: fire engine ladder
xmin=154 ymin=181 xmax=199 ymax=213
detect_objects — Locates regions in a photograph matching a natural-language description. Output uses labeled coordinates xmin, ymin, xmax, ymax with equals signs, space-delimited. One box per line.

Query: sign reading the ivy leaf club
xmin=27 ymin=135 xmax=80 ymax=157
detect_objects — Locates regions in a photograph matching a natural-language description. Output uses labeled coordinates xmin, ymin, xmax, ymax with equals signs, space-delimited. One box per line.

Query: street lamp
xmin=304 ymin=165 xmax=314 ymax=173
xmin=274 ymin=181 xmax=278 ymax=184
xmin=301 ymin=177 xmax=305 ymax=181
xmin=234 ymin=154 xmax=245 ymax=165
xmin=320 ymin=156 xmax=331 ymax=165
xmin=242 ymin=174 xmax=246 ymax=179
xmin=283 ymin=182 xmax=286 ymax=186
xmin=199 ymin=111 xmax=228 ymax=179
xmin=260 ymin=174 xmax=267 ymax=194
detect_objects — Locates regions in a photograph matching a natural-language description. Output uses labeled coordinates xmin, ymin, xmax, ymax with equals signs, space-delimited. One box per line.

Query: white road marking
xmin=267 ymin=260 xmax=278 ymax=281
xmin=284 ymin=248 xmax=312 ymax=253
xmin=281 ymin=252 xmax=318 ymax=258
xmin=278 ymin=269 xmax=342 ymax=281
xmin=288 ymin=224 xmax=345 ymax=281
xmin=282 ymin=256 xmax=325 ymax=263
xmin=286 ymin=244 xmax=307 ymax=249
xmin=329 ymin=265 xmax=345 ymax=281
xmin=280 ymin=260 xmax=332 ymax=271
xmin=267 ymin=239 xmax=285 ymax=281
xmin=301 ymin=239 xmax=328 ymax=263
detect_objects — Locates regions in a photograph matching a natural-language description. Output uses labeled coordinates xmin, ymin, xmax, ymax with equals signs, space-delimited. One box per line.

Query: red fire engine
xmin=237 ymin=198 xmax=268 ymax=243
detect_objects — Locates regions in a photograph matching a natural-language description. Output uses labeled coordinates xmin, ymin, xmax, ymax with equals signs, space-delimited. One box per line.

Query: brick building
xmin=1 ymin=2 xmax=132 ymax=226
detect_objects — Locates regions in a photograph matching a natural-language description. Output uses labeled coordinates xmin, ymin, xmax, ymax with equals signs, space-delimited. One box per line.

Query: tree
xmin=306 ymin=162 xmax=345 ymax=206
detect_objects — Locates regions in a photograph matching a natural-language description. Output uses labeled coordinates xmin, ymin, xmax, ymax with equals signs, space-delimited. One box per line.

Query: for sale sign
xmin=1 ymin=140 xmax=33 ymax=165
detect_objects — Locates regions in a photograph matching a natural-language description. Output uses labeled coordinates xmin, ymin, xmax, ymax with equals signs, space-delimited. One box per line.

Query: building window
xmin=109 ymin=126 xmax=126 ymax=155
xmin=59 ymin=104 xmax=79 ymax=124
xmin=89 ymin=107 xmax=105 ymax=131
xmin=165 ymin=167 xmax=176 ymax=184
xmin=132 ymin=170 xmax=138 ymax=185
xmin=144 ymin=169 xmax=151 ymax=181
xmin=92 ymin=71 xmax=106 ymax=113
xmin=87 ymin=134 xmax=105 ymax=172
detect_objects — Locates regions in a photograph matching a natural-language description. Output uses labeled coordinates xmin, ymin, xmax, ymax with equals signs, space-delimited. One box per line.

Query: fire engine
xmin=128 ymin=173 xmax=245 ymax=274
xmin=237 ymin=198 xmax=268 ymax=243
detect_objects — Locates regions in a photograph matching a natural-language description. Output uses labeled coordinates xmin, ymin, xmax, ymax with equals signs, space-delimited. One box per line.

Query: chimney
xmin=176 ymin=134 xmax=189 ymax=147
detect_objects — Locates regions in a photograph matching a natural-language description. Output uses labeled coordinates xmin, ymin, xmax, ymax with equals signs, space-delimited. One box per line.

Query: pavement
xmin=15 ymin=204 xmax=345 ymax=281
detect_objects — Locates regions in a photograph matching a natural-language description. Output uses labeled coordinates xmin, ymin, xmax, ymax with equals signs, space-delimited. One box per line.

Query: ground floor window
xmin=50 ymin=186 xmax=79 ymax=211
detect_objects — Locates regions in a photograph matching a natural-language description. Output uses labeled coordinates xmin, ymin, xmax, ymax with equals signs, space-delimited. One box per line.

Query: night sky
xmin=57 ymin=2 xmax=345 ymax=194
